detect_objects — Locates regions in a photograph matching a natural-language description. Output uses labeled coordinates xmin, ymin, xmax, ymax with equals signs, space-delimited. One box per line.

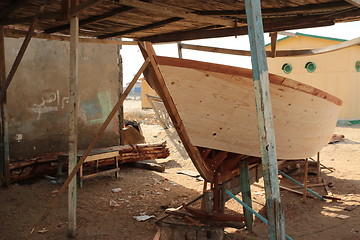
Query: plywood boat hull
xmin=141 ymin=46 xmax=342 ymax=183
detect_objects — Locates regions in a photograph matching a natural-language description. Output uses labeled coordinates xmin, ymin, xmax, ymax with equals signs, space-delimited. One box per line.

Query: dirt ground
xmin=1 ymin=100 xmax=360 ymax=240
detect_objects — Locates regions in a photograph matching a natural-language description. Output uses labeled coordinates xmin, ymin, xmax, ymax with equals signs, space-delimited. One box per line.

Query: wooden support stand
xmin=240 ymin=161 xmax=253 ymax=230
xmin=57 ymin=150 xmax=120 ymax=187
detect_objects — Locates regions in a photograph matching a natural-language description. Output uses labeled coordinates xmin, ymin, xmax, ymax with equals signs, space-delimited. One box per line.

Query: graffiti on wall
xmin=27 ymin=90 xmax=115 ymax=126
xmin=27 ymin=90 xmax=69 ymax=120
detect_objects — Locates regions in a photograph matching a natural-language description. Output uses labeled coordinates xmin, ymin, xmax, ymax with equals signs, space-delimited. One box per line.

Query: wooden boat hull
xmin=141 ymin=44 xmax=342 ymax=183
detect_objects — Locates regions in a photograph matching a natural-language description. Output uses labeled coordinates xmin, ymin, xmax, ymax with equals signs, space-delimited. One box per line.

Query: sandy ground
xmin=1 ymin=100 xmax=360 ymax=240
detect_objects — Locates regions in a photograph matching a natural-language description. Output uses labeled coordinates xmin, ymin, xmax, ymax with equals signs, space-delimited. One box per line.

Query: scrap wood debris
xmin=9 ymin=142 xmax=169 ymax=183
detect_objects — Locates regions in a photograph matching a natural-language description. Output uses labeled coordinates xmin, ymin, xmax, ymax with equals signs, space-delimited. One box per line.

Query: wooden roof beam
xmin=139 ymin=17 xmax=334 ymax=43
xmin=0 ymin=11 xmax=62 ymax=25
xmin=45 ymin=6 xmax=133 ymax=34
xmin=97 ymin=17 xmax=182 ymax=39
xmin=0 ymin=0 xmax=27 ymax=19
xmin=196 ymin=1 xmax=353 ymax=16
xmin=4 ymin=28 xmax=139 ymax=45
xmin=345 ymin=0 xmax=360 ymax=8
xmin=179 ymin=36 xmax=360 ymax=57
xmin=69 ymin=0 xmax=105 ymax=17
xmin=118 ymin=0 xmax=243 ymax=27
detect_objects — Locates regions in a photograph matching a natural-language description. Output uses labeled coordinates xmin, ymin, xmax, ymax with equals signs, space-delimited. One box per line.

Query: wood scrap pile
xmin=115 ymin=142 xmax=169 ymax=163
xmin=9 ymin=142 xmax=169 ymax=183
xmin=9 ymin=152 xmax=60 ymax=183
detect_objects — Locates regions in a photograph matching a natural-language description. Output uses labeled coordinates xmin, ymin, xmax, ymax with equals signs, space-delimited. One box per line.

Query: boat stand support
xmin=240 ymin=161 xmax=253 ymax=230
xmin=245 ymin=0 xmax=286 ymax=238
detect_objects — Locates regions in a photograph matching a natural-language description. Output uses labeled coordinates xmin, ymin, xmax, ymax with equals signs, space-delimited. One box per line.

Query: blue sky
xmin=121 ymin=20 xmax=360 ymax=85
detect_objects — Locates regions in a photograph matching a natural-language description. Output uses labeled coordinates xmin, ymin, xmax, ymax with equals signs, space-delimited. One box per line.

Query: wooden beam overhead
xmin=45 ymin=6 xmax=133 ymax=34
xmin=139 ymin=17 xmax=334 ymax=43
xmin=0 ymin=11 xmax=61 ymax=25
xmin=69 ymin=0 xmax=105 ymax=17
xmin=0 ymin=0 xmax=27 ymax=19
xmin=180 ymin=36 xmax=360 ymax=57
xmin=97 ymin=17 xmax=182 ymax=39
xmin=196 ymin=1 xmax=353 ymax=16
xmin=345 ymin=0 xmax=360 ymax=8
xmin=4 ymin=28 xmax=139 ymax=45
xmin=118 ymin=0 xmax=243 ymax=27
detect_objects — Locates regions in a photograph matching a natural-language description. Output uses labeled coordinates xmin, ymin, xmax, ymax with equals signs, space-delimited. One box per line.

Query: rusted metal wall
xmin=4 ymin=37 xmax=121 ymax=159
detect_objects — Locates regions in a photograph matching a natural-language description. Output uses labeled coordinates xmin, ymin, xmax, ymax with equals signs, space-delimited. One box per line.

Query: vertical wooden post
xmin=68 ymin=14 xmax=79 ymax=238
xmin=316 ymin=152 xmax=321 ymax=183
xmin=302 ymin=158 xmax=309 ymax=202
xmin=117 ymin=44 xmax=124 ymax=145
xmin=240 ymin=161 xmax=253 ymax=230
xmin=270 ymin=32 xmax=277 ymax=58
xmin=0 ymin=26 xmax=10 ymax=186
xmin=177 ymin=42 xmax=183 ymax=59
xmin=244 ymin=0 xmax=286 ymax=239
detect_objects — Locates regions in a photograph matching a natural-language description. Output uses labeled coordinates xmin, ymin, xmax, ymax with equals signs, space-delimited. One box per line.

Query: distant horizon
xmin=122 ymin=20 xmax=360 ymax=86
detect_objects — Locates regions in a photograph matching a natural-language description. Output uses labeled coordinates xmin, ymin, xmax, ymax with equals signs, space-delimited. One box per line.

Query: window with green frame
xmin=305 ymin=62 xmax=316 ymax=73
xmin=282 ymin=63 xmax=292 ymax=74
xmin=356 ymin=61 xmax=360 ymax=72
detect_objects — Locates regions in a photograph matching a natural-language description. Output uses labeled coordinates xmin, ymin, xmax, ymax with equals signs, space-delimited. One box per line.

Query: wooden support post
xmin=316 ymin=152 xmax=321 ymax=183
xmin=177 ymin=42 xmax=183 ymax=59
xmin=68 ymin=13 xmax=79 ymax=238
xmin=117 ymin=44 xmax=124 ymax=145
xmin=0 ymin=26 xmax=10 ymax=186
xmin=244 ymin=0 xmax=286 ymax=239
xmin=240 ymin=161 xmax=253 ymax=230
xmin=270 ymin=32 xmax=277 ymax=58
xmin=302 ymin=158 xmax=309 ymax=202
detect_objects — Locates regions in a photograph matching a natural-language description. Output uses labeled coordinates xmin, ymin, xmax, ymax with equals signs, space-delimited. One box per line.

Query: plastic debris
xmin=38 ymin=228 xmax=48 ymax=234
xmin=111 ymin=188 xmax=122 ymax=193
xmin=133 ymin=213 xmax=155 ymax=222
xmin=110 ymin=200 xmax=120 ymax=207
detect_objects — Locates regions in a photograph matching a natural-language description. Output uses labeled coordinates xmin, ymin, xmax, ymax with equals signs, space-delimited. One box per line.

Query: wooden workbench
xmin=57 ymin=149 xmax=120 ymax=187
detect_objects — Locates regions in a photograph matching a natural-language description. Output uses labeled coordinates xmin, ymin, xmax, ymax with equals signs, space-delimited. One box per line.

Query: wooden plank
xmin=0 ymin=7 xmax=44 ymax=102
xmin=180 ymin=36 xmax=360 ymax=57
xmin=240 ymin=161 xmax=253 ymax=231
xmin=28 ymin=59 xmax=150 ymax=239
xmin=245 ymin=0 xmax=285 ymax=239
xmin=4 ymin=28 xmax=139 ymax=45
xmin=177 ymin=42 xmax=183 ymax=59
xmin=68 ymin=13 xmax=79 ymax=238
xmin=302 ymin=158 xmax=309 ymax=202
xmin=69 ymin=0 xmax=104 ymax=17
xmin=345 ymin=0 xmax=360 ymax=8
xmin=0 ymin=11 xmax=63 ymax=25
xmin=118 ymin=0 xmax=242 ymax=27
xmin=270 ymin=32 xmax=277 ymax=58
xmin=207 ymin=151 xmax=227 ymax=171
xmin=45 ymin=6 xmax=133 ymax=34
xmin=0 ymin=27 xmax=10 ymax=186
xmin=98 ymin=17 xmax=182 ymax=39
xmin=196 ymin=2 xmax=352 ymax=16
xmin=139 ymin=18 xmax=335 ymax=43
xmin=0 ymin=0 xmax=26 ymax=19
xmin=279 ymin=186 xmax=315 ymax=199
